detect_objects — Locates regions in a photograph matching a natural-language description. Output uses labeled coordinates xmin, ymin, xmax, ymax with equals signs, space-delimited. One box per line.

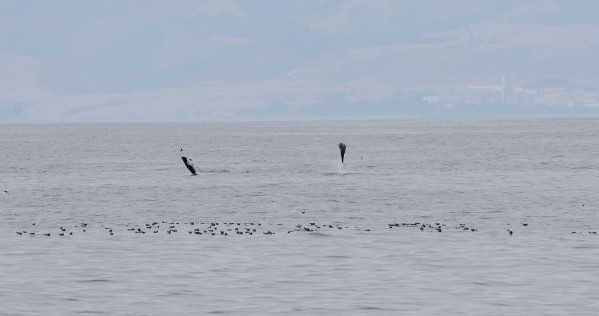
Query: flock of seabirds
xmin=9 ymin=143 xmax=598 ymax=238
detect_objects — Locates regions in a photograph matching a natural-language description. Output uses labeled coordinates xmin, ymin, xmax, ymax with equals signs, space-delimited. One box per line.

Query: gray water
xmin=1 ymin=118 xmax=599 ymax=315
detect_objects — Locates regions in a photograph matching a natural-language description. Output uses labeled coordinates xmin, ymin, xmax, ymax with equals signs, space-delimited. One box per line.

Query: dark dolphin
xmin=181 ymin=156 xmax=197 ymax=175
xmin=338 ymin=143 xmax=346 ymax=163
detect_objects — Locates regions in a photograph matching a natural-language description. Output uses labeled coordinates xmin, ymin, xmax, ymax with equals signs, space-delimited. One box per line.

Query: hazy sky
xmin=1 ymin=0 xmax=599 ymax=122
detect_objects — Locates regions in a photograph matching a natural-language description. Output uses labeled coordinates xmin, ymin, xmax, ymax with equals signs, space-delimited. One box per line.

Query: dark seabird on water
xmin=338 ymin=143 xmax=346 ymax=163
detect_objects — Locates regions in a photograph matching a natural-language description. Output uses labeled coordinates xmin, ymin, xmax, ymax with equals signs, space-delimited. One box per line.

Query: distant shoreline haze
xmin=1 ymin=1 xmax=598 ymax=123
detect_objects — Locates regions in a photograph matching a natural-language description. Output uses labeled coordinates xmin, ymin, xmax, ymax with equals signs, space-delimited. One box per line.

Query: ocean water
xmin=1 ymin=118 xmax=599 ymax=315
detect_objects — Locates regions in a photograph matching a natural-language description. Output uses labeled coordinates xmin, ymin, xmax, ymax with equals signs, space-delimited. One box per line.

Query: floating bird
xmin=338 ymin=143 xmax=346 ymax=163
xmin=181 ymin=156 xmax=197 ymax=175
xmin=180 ymin=148 xmax=183 ymax=152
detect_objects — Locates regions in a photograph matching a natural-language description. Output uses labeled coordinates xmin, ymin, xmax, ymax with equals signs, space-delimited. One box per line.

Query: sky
xmin=1 ymin=0 xmax=599 ymax=122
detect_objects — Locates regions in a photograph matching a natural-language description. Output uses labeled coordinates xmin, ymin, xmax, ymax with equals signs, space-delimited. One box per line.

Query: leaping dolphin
xmin=338 ymin=143 xmax=346 ymax=163
xmin=181 ymin=156 xmax=197 ymax=175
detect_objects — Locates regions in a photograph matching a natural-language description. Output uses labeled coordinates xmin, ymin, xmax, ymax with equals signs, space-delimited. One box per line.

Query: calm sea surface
xmin=1 ymin=118 xmax=599 ymax=315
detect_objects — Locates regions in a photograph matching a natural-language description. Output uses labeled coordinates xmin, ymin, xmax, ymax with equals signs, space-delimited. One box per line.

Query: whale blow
xmin=338 ymin=143 xmax=346 ymax=163
xmin=181 ymin=156 xmax=197 ymax=175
